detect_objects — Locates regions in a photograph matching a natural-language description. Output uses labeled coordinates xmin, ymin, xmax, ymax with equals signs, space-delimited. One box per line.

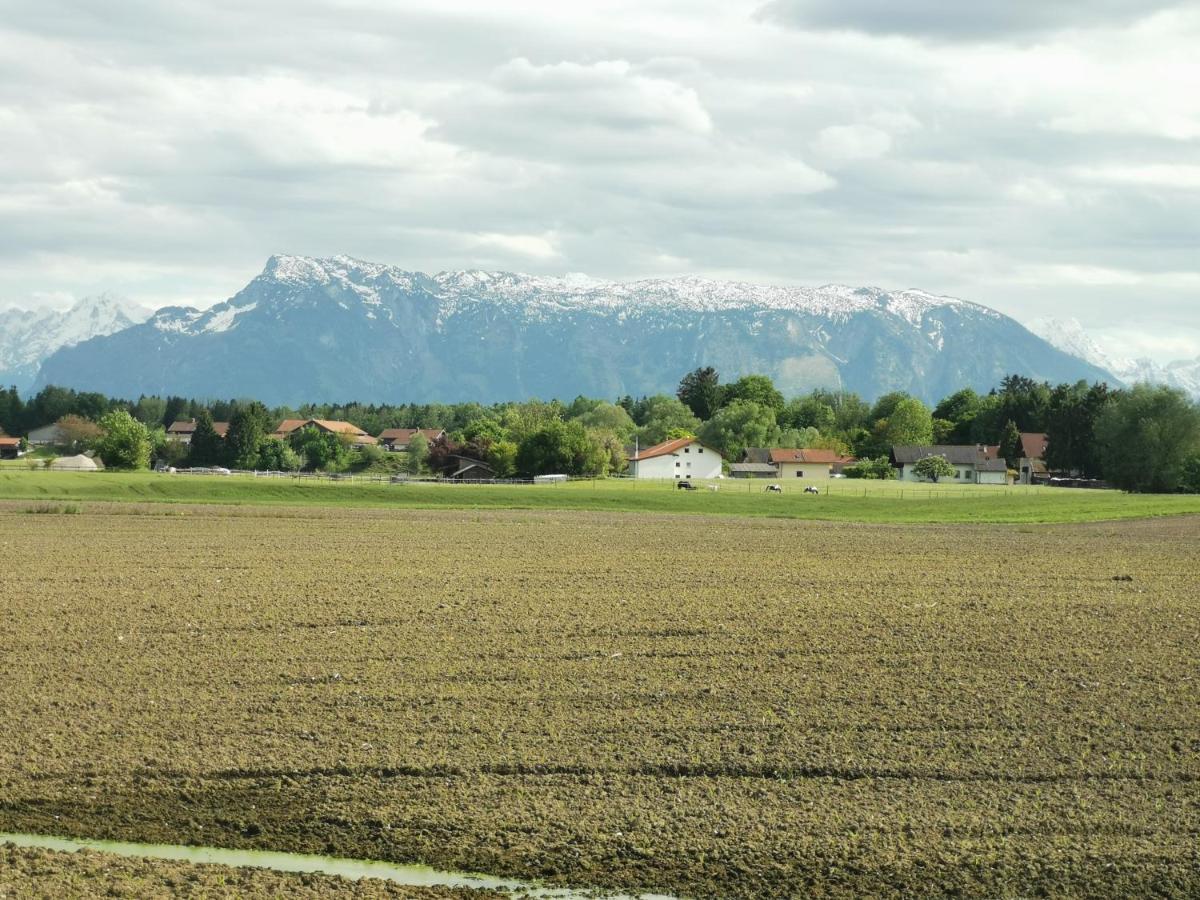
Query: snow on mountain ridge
xmin=1027 ymin=316 xmax=1200 ymax=398
xmin=0 ymin=293 xmax=150 ymax=389
xmin=257 ymin=255 xmax=982 ymax=325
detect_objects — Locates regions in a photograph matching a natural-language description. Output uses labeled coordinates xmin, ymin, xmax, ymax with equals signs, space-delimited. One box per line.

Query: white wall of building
xmin=899 ymin=463 xmax=1006 ymax=484
xmin=630 ymin=442 xmax=723 ymax=479
xmin=775 ymin=461 xmax=832 ymax=480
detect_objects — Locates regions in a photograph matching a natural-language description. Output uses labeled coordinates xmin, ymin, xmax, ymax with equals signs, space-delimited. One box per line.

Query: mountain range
xmin=26 ymin=255 xmax=1117 ymax=406
xmin=0 ymin=293 xmax=150 ymax=392
xmin=1027 ymin=317 xmax=1200 ymax=400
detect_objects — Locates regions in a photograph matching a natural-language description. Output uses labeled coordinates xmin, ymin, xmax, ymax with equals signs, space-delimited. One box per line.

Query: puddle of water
xmin=0 ymin=831 xmax=675 ymax=899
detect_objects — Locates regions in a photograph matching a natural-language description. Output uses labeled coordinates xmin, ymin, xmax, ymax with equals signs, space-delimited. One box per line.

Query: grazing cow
xmin=706 ymin=484 xmax=720 ymax=492
xmin=804 ymin=486 xmax=820 ymax=495
xmin=766 ymin=484 xmax=783 ymax=493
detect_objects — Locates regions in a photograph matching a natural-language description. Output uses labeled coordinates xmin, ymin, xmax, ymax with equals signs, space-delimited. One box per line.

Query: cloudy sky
xmin=2 ymin=0 xmax=1198 ymax=362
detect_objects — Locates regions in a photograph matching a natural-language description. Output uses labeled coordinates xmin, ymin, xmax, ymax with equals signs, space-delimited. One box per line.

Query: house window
xmin=686 ymin=474 xmax=692 ymax=479
xmin=684 ymin=447 xmax=690 ymax=453
xmin=795 ymin=470 xmax=803 ymax=477
xmin=686 ymin=462 xmax=691 ymax=468
xmin=675 ymin=461 xmax=680 ymax=467
xmin=697 ymin=448 xmax=704 ymax=453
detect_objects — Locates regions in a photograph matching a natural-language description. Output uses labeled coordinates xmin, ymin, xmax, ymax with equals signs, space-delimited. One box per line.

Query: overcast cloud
xmin=1 ymin=0 xmax=1197 ymax=362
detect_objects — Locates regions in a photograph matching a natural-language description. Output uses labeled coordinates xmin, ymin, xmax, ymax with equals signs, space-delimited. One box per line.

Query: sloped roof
xmin=1020 ymin=432 xmax=1048 ymax=460
xmin=450 ymin=456 xmax=494 ymax=478
xmin=379 ymin=428 xmax=445 ymax=442
xmin=169 ymin=419 xmax=229 ymax=437
xmin=768 ymin=448 xmax=844 ymax=465
xmin=0 ymin=437 xmax=21 ymax=447
xmin=730 ymin=462 xmax=777 ymax=474
xmin=629 ymin=437 xmax=707 ymax=461
xmin=892 ymin=445 xmax=992 ymax=466
xmin=274 ymin=418 xmax=368 ymax=438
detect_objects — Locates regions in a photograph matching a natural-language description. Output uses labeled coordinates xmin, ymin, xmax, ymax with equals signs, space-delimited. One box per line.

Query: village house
xmin=166 ymin=419 xmax=230 ymax=445
xmin=26 ymin=423 xmax=67 ymax=446
xmin=735 ymin=448 xmax=856 ymax=479
xmin=1017 ymin=432 xmax=1049 ymax=485
xmin=0 ymin=436 xmax=23 ymax=460
xmin=728 ymin=461 xmax=778 ymax=478
xmin=447 ymin=455 xmax=495 ymax=480
xmin=627 ymin=437 xmax=724 ymax=480
xmin=377 ymin=428 xmax=445 ymax=452
xmin=891 ymin=445 xmax=1010 ymax=484
xmin=272 ymin=418 xmax=377 ymax=447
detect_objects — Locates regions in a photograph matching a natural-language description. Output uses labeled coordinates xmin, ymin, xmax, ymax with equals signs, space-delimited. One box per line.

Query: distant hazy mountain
xmin=35 ymin=255 xmax=1111 ymax=405
xmin=1027 ymin=316 xmax=1200 ymax=399
xmin=0 ymin=293 xmax=150 ymax=392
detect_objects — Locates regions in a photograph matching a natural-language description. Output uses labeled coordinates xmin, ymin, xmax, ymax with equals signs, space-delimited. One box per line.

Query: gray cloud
xmin=757 ymin=0 xmax=1186 ymax=41
xmin=0 ymin=0 xmax=1197 ymax=363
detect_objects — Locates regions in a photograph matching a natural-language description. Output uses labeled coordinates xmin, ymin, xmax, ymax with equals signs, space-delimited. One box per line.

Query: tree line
xmin=2 ymin=370 xmax=1198 ymax=492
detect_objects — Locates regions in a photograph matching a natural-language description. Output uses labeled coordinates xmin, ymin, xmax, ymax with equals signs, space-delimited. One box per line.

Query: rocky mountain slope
xmin=0 ymin=293 xmax=149 ymax=392
xmin=34 ymin=256 xmax=1112 ymax=405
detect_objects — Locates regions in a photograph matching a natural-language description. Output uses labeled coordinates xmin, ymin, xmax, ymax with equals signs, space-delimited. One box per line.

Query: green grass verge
xmin=1 ymin=470 xmax=1198 ymax=523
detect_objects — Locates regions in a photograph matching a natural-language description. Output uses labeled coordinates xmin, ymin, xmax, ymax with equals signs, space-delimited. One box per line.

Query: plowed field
xmin=2 ymin=503 xmax=1197 ymax=897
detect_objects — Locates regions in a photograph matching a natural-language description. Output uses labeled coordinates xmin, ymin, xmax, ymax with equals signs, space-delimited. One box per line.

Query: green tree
xmin=291 ymin=426 xmax=350 ymax=472
xmin=912 ymin=454 xmax=956 ymax=483
xmin=1181 ymin=452 xmax=1200 ymax=494
xmin=132 ymin=395 xmax=167 ymax=428
xmin=636 ymin=395 xmax=701 ymax=446
xmin=225 ymin=402 xmax=271 ymax=469
xmin=721 ymin=374 xmax=785 ymax=414
xmin=94 ymin=410 xmax=152 ymax=470
xmin=574 ymin=402 xmax=636 ymax=439
xmin=999 ymin=419 xmax=1022 ymax=469
xmin=1096 ymin=385 xmax=1200 ymax=492
xmin=256 ymin=438 xmax=300 ymax=471
xmin=516 ymin=420 xmax=592 ymax=476
xmin=188 ymin=409 xmax=225 ymax=466
xmin=774 ymin=426 xmax=821 ymax=449
xmin=697 ymin=400 xmax=777 ymax=461
xmin=932 ymin=387 xmax=983 ymax=444
xmin=1044 ymin=381 xmax=1111 ymax=477
xmin=862 ymin=396 xmax=934 ymax=458
xmin=932 ymin=418 xmax=957 ymax=444
xmin=843 ymin=457 xmax=897 ymax=480
xmin=486 ymin=440 xmax=518 ymax=478
xmin=405 ymin=432 xmax=430 ymax=475
xmin=676 ymin=366 xmax=722 ymax=420
xmin=780 ymin=395 xmax=836 ymax=433
xmin=0 ymin=386 xmax=24 ymax=435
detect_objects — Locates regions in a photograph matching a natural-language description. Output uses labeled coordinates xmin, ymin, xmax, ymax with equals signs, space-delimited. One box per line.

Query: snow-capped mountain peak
xmin=33 ymin=254 xmax=1112 ymax=406
xmin=0 ymin=293 xmax=151 ymax=391
xmin=1026 ymin=316 xmax=1200 ymax=399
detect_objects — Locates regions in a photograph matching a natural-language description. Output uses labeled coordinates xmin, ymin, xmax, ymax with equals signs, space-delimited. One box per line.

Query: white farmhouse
xmin=890 ymin=445 xmax=1010 ymax=484
xmin=628 ymin=438 xmax=724 ymax=480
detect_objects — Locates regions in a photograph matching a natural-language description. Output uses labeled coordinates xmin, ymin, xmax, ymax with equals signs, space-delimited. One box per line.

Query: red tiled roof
xmin=1020 ymin=432 xmax=1048 ymax=460
xmin=0 ymin=437 xmax=21 ymax=447
xmin=273 ymin=419 xmax=309 ymax=436
xmin=628 ymin=437 xmax=700 ymax=461
xmin=767 ymin=448 xmax=844 ymax=465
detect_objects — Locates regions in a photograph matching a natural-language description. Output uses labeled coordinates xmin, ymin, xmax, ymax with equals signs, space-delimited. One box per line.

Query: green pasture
xmin=1 ymin=469 xmax=1198 ymax=523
